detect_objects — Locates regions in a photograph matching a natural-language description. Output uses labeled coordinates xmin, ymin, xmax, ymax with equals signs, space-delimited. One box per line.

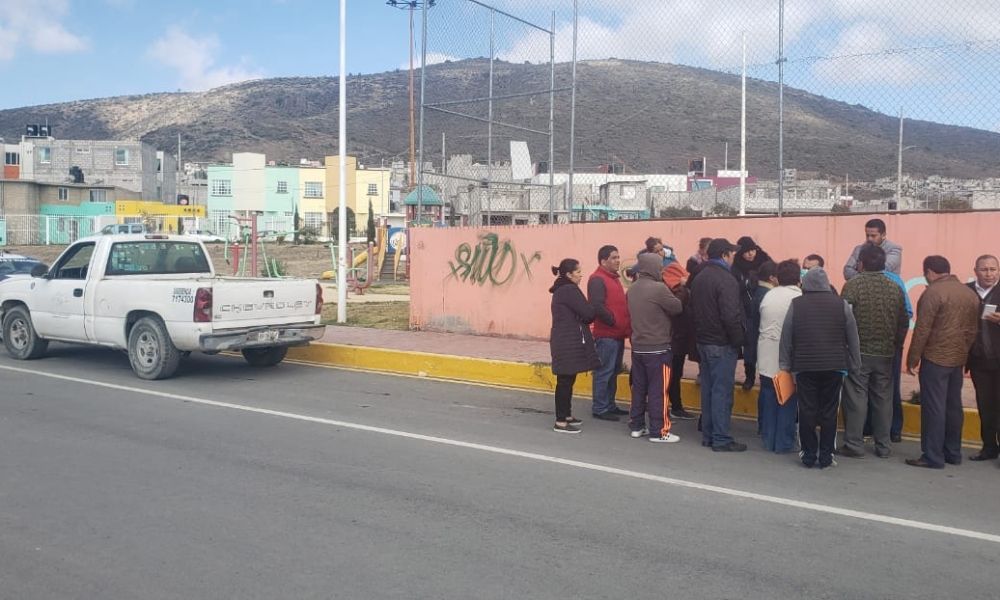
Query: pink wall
xmin=410 ymin=211 xmax=1000 ymax=340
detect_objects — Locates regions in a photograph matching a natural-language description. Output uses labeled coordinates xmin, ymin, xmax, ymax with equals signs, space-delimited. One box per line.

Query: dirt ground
xmin=5 ymin=242 xmax=407 ymax=283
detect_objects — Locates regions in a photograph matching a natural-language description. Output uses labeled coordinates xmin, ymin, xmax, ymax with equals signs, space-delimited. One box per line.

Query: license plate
xmin=256 ymin=330 xmax=279 ymax=343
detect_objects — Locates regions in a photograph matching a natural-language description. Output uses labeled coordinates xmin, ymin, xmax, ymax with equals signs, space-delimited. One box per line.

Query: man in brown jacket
xmin=905 ymin=255 xmax=981 ymax=469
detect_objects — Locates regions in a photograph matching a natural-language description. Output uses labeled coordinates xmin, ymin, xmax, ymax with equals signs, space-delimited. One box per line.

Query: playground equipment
xmin=224 ymin=216 xmax=288 ymax=278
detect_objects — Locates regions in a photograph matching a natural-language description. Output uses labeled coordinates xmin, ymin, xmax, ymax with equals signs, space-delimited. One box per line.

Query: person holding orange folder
xmin=757 ymin=260 xmax=803 ymax=453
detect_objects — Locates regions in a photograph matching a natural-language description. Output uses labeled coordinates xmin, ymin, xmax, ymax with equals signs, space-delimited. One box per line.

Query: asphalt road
xmin=1 ymin=345 xmax=999 ymax=599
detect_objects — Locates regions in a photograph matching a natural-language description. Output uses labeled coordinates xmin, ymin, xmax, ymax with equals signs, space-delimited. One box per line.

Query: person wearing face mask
xmin=967 ymin=254 xmax=1000 ymax=462
xmin=549 ymin=258 xmax=601 ymax=434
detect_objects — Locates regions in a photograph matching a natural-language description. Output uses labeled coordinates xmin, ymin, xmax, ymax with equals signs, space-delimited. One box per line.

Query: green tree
xmin=366 ymin=200 xmax=376 ymax=244
xmin=328 ymin=208 xmax=356 ymax=241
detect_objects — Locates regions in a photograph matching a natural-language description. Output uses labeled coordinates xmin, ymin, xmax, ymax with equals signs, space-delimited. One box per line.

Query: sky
xmin=1 ymin=0 xmax=998 ymax=131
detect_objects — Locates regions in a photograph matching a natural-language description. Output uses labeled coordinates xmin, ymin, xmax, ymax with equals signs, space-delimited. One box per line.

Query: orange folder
xmin=774 ymin=371 xmax=796 ymax=405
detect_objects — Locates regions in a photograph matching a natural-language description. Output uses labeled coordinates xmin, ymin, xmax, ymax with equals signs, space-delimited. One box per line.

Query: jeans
xmin=843 ymin=354 xmax=894 ymax=453
xmin=630 ymin=351 xmax=673 ymax=437
xmin=758 ymin=375 xmax=799 ymax=453
xmin=918 ymin=359 xmax=965 ymax=467
xmin=592 ymin=337 xmax=625 ymax=416
xmin=796 ymin=371 xmax=844 ymax=468
xmin=698 ymin=343 xmax=738 ymax=447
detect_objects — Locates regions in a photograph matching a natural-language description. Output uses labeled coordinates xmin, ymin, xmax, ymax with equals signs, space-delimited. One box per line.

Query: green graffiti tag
xmin=448 ymin=232 xmax=542 ymax=287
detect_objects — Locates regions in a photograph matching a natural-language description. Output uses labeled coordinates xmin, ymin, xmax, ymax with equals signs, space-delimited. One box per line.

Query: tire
xmin=2 ymin=306 xmax=48 ymax=360
xmin=127 ymin=316 xmax=181 ymax=380
xmin=241 ymin=346 xmax=288 ymax=367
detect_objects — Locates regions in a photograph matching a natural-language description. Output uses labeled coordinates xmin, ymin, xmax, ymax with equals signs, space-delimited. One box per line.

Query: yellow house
xmin=354 ymin=165 xmax=392 ymax=227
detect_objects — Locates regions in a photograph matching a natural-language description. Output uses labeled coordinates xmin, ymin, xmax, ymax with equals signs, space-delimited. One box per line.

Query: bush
xmin=660 ymin=207 xmax=701 ymax=218
xmin=938 ymin=197 xmax=971 ymax=211
xmin=831 ymin=203 xmax=852 ymax=213
xmin=299 ymin=226 xmax=320 ymax=245
xmin=261 ymin=259 xmax=288 ymax=278
xmin=709 ymin=202 xmax=738 ymax=217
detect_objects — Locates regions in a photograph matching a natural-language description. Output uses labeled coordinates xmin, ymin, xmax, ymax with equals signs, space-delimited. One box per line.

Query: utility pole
xmin=896 ymin=108 xmax=904 ymax=210
xmin=337 ymin=0 xmax=347 ymax=323
xmin=739 ymin=30 xmax=747 ymax=216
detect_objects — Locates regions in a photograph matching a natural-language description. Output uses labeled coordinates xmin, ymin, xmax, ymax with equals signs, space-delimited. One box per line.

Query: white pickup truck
xmin=0 ymin=234 xmax=326 ymax=379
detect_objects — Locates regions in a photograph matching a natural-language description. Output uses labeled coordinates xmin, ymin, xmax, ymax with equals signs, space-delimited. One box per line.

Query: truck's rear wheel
xmin=2 ymin=306 xmax=48 ymax=360
xmin=128 ymin=316 xmax=181 ymax=380
xmin=241 ymin=346 xmax=288 ymax=367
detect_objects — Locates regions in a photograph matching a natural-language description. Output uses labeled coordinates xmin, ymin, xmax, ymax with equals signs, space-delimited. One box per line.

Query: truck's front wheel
xmin=128 ymin=316 xmax=181 ymax=380
xmin=2 ymin=306 xmax=48 ymax=360
xmin=241 ymin=346 xmax=288 ymax=367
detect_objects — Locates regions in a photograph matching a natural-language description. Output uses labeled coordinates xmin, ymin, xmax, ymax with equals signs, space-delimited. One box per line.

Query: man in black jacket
xmin=691 ymin=238 xmax=747 ymax=452
xmin=968 ymin=254 xmax=1000 ymax=461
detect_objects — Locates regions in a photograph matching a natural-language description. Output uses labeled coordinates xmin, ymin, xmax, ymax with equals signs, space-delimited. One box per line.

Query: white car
xmin=0 ymin=234 xmax=325 ymax=379
xmin=182 ymin=229 xmax=227 ymax=243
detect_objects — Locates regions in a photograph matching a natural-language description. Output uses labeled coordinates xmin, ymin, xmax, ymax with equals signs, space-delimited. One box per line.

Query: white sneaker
xmin=649 ymin=433 xmax=681 ymax=443
xmin=629 ymin=427 xmax=649 ymax=438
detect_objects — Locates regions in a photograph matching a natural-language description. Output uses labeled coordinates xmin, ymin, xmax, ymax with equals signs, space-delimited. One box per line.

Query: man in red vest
xmin=588 ymin=245 xmax=632 ymax=420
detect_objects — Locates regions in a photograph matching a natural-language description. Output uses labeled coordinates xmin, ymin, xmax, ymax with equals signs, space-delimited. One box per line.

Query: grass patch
xmin=321 ymin=301 xmax=410 ymax=330
xmin=368 ymin=283 xmax=410 ymax=296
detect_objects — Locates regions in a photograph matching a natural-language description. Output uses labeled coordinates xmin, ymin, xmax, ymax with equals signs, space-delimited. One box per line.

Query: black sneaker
xmin=838 ymin=445 xmax=865 ymax=459
xmin=669 ymin=408 xmax=697 ymax=420
xmin=553 ymin=423 xmax=581 ymax=434
xmin=712 ymin=441 xmax=748 ymax=453
xmin=890 ymin=433 xmax=902 ymax=443
xmin=592 ymin=412 xmax=620 ymax=422
xmin=610 ymin=407 xmax=630 ymax=416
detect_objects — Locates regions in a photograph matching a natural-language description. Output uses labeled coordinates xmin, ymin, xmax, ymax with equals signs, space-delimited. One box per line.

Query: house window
xmin=115 ymin=148 xmax=129 ymax=166
xmin=277 ymin=181 xmax=289 ymax=194
xmin=304 ymin=212 xmax=324 ymax=229
xmin=211 ymin=179 xmax=232 ymax=196
xmin=89 ymin=189 xmax=108 ymax=202
xmin=38 ymin=147 xmax=52 ymax=164
xmin=304 ymin=182 xmax=323 ymax=198
xmin=58 ymin=187 xmax=68 ymax=201
xmin=4 ymin=152 xmax=19 ymax=165
xmin=367 ymin=183 xmax=378 ymax=196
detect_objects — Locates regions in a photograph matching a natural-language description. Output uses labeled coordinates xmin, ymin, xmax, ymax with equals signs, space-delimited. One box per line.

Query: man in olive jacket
xmin=626 ymin=252 xmax=683 ymax=442
xmin=905 ymin=255 xmax=980 ymax=469
xmin=691 ymin=238 xmax=747 ymax=452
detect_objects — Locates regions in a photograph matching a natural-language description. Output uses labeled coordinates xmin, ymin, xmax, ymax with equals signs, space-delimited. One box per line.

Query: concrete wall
xmin=410 ymin=211 xmax=1000 ymax=339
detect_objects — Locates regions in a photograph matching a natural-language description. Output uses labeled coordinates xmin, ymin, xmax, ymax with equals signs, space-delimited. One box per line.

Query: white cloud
xmin=147 ymin=27 xmax=264 ymax=91
xmin=0 ymin=0 xmax=88 ymax=61
xmin=811 ymin=22 xmax=936 ymax=86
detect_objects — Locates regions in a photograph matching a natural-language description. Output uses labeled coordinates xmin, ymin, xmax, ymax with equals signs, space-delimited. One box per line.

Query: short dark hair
xmin=865 ymin=218 xmax=887 ymax=234
xmin=644 ymin=237 xmax=662 ymax=252
xmin=923 ymin=255 xmax=950 ymax=275
xmin=597 ymin=245 xmax=618 ymax=262
xmin=975 ymin=254 xmax=999 ymax=268
xmin=804 ymin=253 xmax=825 ymax=267
xmin=698 ymin=237 xmax=713 ymax=250
xmin=776 ymin=259 xmax=801 ymax=286
xmin=757 ymin=260 xmax=778 ymax=282
xmin=859 ymin=243 xmax=886 ymax=272
xmin=551 ymin=258 xmax=580 ymax=277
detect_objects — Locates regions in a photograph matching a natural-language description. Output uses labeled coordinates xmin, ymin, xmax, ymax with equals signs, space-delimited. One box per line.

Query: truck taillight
xmin=194 ymin=287 xmax=213 ymax=322
xmin=315 ymin=283 xmax=323 ymax=315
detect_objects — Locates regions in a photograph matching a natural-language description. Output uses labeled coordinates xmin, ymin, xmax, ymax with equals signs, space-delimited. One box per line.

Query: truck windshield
xmin=106 ymin=241 xmax=211 ymax=275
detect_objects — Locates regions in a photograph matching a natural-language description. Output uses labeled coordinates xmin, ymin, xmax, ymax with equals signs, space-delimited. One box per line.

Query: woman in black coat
xmin=549 ymin=258 xmax=600 ymax=433
xmin=732 ymin=236 xmax=773 ymax=390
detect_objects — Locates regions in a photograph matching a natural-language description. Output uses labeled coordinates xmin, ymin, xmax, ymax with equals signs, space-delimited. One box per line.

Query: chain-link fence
xmin=416 ymin=0 xmax=1000 ymax=220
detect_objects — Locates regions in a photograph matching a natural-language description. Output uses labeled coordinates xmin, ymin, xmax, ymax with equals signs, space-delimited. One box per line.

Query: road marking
xmin=4 ymin=362 xmax=999 ymax=546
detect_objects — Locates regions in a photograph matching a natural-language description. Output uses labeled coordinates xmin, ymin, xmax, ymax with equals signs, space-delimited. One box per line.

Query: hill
xmin=1 ymin=58 xmax=997 ymax=180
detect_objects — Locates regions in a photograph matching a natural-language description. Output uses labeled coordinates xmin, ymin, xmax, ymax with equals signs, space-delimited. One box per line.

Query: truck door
xmin=31 ymin=241 xmax=95 ymax=341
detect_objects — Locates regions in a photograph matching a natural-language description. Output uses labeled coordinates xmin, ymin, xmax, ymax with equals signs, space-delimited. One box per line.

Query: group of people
xmin=548 ymin=218 xmax=1000 ymax=471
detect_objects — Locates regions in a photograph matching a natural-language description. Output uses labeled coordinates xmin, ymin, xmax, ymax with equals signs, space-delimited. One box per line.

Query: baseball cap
xmin=707 ymin=238 xmax=739 ymax=259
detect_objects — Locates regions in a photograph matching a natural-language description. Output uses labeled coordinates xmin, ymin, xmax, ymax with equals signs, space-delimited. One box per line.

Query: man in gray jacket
xmin=626 ymin=253 xmax=683 ymax=443
xmin=780 ymin=268 xmax=862 ymax=469
xmin=843 ymin=218 xmax=903 ymax=280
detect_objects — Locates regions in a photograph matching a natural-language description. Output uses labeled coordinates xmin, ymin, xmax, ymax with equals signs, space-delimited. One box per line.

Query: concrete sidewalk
xmin=313 ymin=325 xmax=974 ymax=408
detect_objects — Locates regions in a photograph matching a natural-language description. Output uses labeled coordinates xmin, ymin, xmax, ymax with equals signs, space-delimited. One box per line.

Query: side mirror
xmin=30 ymin=263 xmax=49 ymax=278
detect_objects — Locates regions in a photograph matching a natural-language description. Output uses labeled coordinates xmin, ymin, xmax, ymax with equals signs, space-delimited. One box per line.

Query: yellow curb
xmin=288 ymin=343 xmax=983 ymax=444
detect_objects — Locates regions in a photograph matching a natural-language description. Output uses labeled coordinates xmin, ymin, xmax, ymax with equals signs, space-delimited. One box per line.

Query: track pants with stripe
xmin=629 ymin=351 xmax=673 ymax=437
